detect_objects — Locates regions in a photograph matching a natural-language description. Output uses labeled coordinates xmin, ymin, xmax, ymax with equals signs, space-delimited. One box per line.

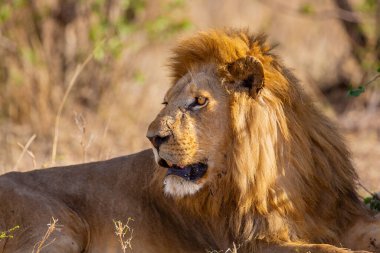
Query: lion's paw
xmin=368 ymin=235 xmax=379 ymax=253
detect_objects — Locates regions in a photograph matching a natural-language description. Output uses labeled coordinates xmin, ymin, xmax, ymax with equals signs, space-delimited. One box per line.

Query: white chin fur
xmin=152 ymin=147 xmax=160 ymax=163
xmin=163 ymin=175 xmax=204 ymax=197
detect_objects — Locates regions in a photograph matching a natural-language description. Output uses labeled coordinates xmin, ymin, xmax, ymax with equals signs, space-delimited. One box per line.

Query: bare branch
xmin=333 ymin=0 xmax=368 ymax=49
xmin=257 ymin=0 xmax=369 ymax=64
xmin=13 ymin=134 xmax=37 ymax=171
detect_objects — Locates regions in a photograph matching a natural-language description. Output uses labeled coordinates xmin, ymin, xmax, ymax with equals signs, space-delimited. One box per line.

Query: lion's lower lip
xmin=167 ymin=163 xmax=208 ymax=181
xmin=158 ymin=159 xmax=208 ymax=181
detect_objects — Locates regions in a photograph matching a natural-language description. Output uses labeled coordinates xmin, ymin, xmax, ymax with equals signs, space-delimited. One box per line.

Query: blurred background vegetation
xmin=0 ymin=0 xmax=379 ymax=191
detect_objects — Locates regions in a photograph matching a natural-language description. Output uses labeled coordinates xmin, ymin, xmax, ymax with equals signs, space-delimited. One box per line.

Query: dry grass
xmin=13 ymin=134 xmax=36 ymax=171
xmin=16 ymin=142 xmax=37 ymax=170
xmin=74 ymin=112 xmax=95 ymax=163
xmin=113 ymin=218 xmax=134 ymax=253
xmin=207 ymin=243 xmax=240 ymax=253
xmin=32 ymin=217 xmax=60 ymax=253
xmin=50 ymin=47 xmax=97 ymax=165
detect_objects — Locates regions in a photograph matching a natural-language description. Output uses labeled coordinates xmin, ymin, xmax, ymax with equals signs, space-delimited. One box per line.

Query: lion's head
xmin=146 ymin=64 xmax=230 ymax=196
xmin=147 ymin=30 xmax=268 ymax=197
xmin=147 ymin=29 xmax=363 ymax=244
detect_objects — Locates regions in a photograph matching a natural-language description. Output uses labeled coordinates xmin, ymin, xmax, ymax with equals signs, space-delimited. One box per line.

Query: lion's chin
xmin=163 ymin=175 xmax=205 ymax=197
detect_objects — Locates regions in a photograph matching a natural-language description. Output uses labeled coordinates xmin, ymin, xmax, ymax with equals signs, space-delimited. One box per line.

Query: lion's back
xmin=0 ymin=149 xmax=158 ymax=252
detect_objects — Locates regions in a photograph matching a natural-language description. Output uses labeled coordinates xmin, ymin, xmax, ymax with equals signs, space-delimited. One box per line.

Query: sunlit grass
xmin=113 ymin=218 xmax=134 ymax=253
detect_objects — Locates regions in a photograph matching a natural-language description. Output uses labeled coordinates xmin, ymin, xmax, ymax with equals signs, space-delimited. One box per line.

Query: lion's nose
xmin=147 ymin=134 xmax=170 ymax=150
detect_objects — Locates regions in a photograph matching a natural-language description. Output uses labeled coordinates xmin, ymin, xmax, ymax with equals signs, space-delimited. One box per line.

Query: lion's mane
xmin=153 ymin=29 xmax=364 ymax=249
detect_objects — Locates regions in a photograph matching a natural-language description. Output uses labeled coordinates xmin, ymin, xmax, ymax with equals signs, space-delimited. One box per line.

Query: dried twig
xmin=16 ymin=143 xmax=37 ymax=169
xmin=74 ymin=112 xmax=94 ymax=163
xmin=333 ymin=0 xmax=367 ymax=47
xmin=33 ymin=217 xmax=62 ymax=253
xmin=50 ymin=40 xmax=106 ymax=165
xmin=97 ymin=114 xmax=112 ymax=160
xmin=363 ymin=74 xmax=380 ymax=88
xmin=13 ymin=134 xmax=36 ymax=171
xmin=333 ymin=0 xmax=369 ymax=65
xmin=113 ymin=218 xmax=134 ymax=253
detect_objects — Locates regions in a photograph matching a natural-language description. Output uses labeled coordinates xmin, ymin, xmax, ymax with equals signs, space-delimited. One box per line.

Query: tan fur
xmin=0 ymin=29 xmax=379 ymax=253
xmin=148 ymin=29 xmax=380 ymax=252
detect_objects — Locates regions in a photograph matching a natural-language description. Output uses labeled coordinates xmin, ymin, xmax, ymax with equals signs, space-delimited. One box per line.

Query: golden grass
xmin=113 ymin=218 xmax=134 ymax=253
xmin=13 ymin=134 xmax=36 ymax=171
xmin=207 ymin=243 xmax=240 ymax=253
xmin=16 ymin=142 xmax=37 ymax=170
xmin=50 ymin=47 xmax=98 ymax=165
xmin=32 ymin=217 xmax=60 ymax=253
xmin=74 ymin=112 xmax=95 ymax=163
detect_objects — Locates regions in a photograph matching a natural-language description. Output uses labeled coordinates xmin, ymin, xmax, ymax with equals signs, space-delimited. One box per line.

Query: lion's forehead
xmin=165 ymin=65 xmax=220 ymax=101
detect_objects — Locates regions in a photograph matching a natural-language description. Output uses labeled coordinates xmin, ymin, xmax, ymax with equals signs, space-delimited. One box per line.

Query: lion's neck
xmin=147 ymin=176 xmax=232 ymax=249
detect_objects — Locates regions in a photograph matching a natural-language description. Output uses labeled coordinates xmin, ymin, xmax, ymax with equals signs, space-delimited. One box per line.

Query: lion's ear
xmin=220 ymin=56 xmax=265 ymax=98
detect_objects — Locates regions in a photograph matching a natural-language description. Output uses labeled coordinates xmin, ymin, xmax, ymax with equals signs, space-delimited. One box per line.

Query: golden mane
xmin=157 ymin=29 xmax=365 ymax=249
xmin=169 ymin=29 xmax=272 ymax=83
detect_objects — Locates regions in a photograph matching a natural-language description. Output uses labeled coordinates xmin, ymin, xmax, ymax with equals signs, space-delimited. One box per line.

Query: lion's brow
xmin=188 ymin=69 xmax=195 ymax=81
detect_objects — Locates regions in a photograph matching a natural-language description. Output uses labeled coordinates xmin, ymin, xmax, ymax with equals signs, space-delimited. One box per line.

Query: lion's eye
xmin=162 ymin=101 xmax=168 ymax=106
xmin=189 ymin=96 xmax=208 ymax=110
xmin=196 ymin=96 xmax=207 ymax=105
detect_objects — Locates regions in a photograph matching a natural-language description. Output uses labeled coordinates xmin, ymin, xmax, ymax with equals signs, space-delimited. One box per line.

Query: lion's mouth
xmin=158 ymin=159 xmax=208 ymax=181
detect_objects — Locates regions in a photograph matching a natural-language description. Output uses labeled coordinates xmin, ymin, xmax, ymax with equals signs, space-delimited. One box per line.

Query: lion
xmin=0 ymin=29 xmax=379 ymax=253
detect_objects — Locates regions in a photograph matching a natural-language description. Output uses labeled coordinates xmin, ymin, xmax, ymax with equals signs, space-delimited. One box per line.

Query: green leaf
xmin=370 ymin=198 xmax=380 ymax=211
xmin=0 ymin=4 xmax=11 ymax=23
xmin=108 ymin=38 xmax=123 ymax=58
xmin=377 ymin=66 xmax=380 ymax=73
xmin=364 ymin=196 xmax=372 ymax=204
xmin=299 ymin=3 xmax=314 ymax=14
xmin=347 ymin=85 xmax=365 ymax=97
xmin=359 ymin=0 xmax=377 ymax=12
xmin=21 ymin=48 xmax=38 ymax=65
xmin=94 ymin=46 xmax=105 ymax=61
xmin=170 ymin=19 xmax=193 ymax=33
xmin=0 ymin=225 xmax=20 ymax=240
xmin=13 ymin=0 xmax=26 ymax=8
xmin=133 ymin=70 xmax=145 ymax=85
xmin=363 ymin=195 xmax=380 ymax=211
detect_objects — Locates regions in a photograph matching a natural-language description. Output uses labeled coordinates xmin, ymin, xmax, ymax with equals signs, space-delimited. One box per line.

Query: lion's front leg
xmin=259 ymin=242 xmax=371 ymax=253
